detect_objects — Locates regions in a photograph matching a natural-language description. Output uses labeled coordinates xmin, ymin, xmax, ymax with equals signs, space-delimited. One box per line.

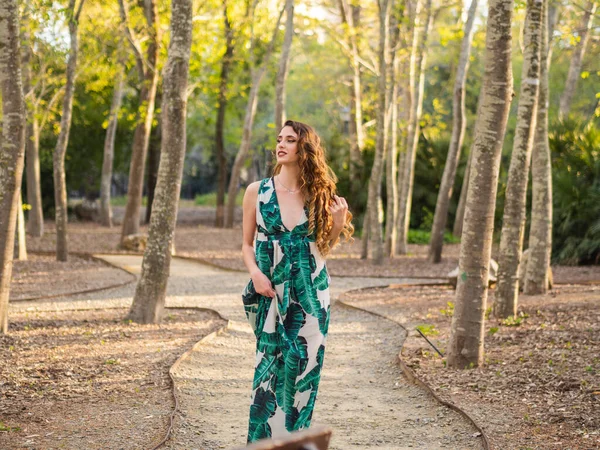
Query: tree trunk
xmin=21 ymin=4 xmax=43 ymax=238
xmin=215 ymin=1 xmax=234 ymax=228
xmin=558 ymin=1 xmax=596 ymax=118
xmin=495 ymin=0 xmax=543 ymax=319
xmin=17 ymin=194 xmax=27 ymax=260
xmin=447 ymin=0 xmax=514 ymax=369
xmin=452 ymin=149 xmax=471 ymax=237
xmin=224 ymin=7 xmax=285 ymax=228
xmin=120 ymin=0 xmax=160 ymax=240
xmin=53 ymin=0 xmax=85 ymax=262
xmin=0 ymin=0 xmax=27 ymax=334
xmin=128 ymin=0 xmax=192 ymax=324
xmin=525 ymin=0 xmax=552 ymax=295
xmin=396 ymin=0 xmax=432 ymax=255
xmin=365 ymin=0 xmax=392 ymax=264
xmin=145 ymin=111 xmax=161 ymax=224
xmin=428 ymin=0 xmax=478 ymax=263
xmin=100 ymin=64 xmax=125 ymax=227
xmin=274 ymin=0 xmax=294 ymax=132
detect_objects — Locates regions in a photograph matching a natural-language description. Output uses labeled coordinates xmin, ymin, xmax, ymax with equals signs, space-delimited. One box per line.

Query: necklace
xmin=276 ymin=176 xmax=300 ymax=194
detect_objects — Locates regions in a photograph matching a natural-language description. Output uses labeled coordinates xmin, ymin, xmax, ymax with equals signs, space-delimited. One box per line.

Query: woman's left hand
xmin=330 ymin=195 xmax=348 ymax=231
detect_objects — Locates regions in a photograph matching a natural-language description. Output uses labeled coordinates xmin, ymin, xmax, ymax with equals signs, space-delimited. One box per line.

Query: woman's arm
xmin=242 ymin=182 xmax=276 ymax=298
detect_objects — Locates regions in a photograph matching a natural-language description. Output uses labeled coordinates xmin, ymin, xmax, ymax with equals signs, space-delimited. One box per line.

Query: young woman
xmin=241 ymin=120 xmax=354 ymax=443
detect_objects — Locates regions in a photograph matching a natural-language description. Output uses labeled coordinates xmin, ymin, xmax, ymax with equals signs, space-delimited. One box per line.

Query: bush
xmin=407 ymin=229 xmax=460 ymax=245
xmin=194 ymin=189 xmax=245 ymax=207
xmin=550 ymin=119 xmax=600 ymax=265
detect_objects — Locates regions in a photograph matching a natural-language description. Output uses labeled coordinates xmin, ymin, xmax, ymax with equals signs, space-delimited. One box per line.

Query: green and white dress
xmin=242 ymin=177 xmax=331 ymax=443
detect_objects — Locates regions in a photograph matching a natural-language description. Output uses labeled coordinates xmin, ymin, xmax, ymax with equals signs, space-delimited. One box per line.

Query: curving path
xmin=10 ymin=255 xmax=484 ymax=450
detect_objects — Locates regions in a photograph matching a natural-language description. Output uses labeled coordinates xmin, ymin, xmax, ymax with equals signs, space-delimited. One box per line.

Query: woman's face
xmin=276 ymin=126 xmax=299 ymax=165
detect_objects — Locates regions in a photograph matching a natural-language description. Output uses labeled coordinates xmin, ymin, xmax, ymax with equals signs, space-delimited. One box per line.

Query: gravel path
xmin=10 ymin=255 xmax=484 ymax=449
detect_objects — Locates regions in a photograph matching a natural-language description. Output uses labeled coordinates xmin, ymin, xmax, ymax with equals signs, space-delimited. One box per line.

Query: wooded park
xmin=0 ymin=0 xmax=599 ymax=448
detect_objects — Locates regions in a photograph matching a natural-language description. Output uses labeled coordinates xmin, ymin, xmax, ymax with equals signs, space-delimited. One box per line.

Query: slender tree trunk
xmin=128 ymin=0 xmax=192 ymax=324
xmin=339 ymin=0 xmax=364 ymax=180
xmin=525 ymin=0 xmax=552 ymax=295
xmin=53 ymin=0 xmax=85 ymax=262
xmin=428 ymin=0 xmax=478 ymax=263
xmin=558 ymin=1 xmax=596 ymax=118
xmin=224 ymin=7 xmax=285 ymax=228
xmin=100 ymin=64 xmax=125 ymax=227
xmin=452 ymin=148 xmax=471 ymax=237
xmin=120 ymin=0 xmax=159 ymax=240
xmin=21 ymin=3 xmax=43 ymax=237
xmin=495 ymin=0 xmax=543 ymax=319
xmin=0 ymin=0 xmax=26 ymax=334
xmin=396 ymin=0 xmax=432 ymax=255
xmin=274 ymin=0 xmax=293 ymax=132
xmin=447 ymin=0 xmax=514 ymax=369
xmin=145 ymin=111 xmax=161 ymax=224
xmin=16 ymin=194 xmax=27 ymax=260
xmin=215 ymin=1 xmax=234 ymax=228
xmin=365 ymin=0 xmax=392 ymax=264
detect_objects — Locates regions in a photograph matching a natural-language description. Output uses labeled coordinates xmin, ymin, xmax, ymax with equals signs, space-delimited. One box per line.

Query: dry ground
xmin=342 ymin=284 xmax=600 ymax=450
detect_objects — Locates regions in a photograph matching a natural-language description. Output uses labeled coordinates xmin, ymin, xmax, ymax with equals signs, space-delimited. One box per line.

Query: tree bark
xmin=21 ymin=3 xmax=43 ymax=238
xmin=364 ymin=0 xmax=392 ymax=264
xmin=396 ymin=0 xmax=432 ymax=255
xmin=215 ymin=1 xmax=234 ymax=228
xmin=495 ymin=0 xmax=543 ymax=319
xmin=16 ymin=194 xmax=27 ymax=260
xmin=53 ymin=0 xmax=85 ymax=262
xmin=447 ymin=0 xmax=514 ymax=369
xmin=128 ymin=0 xmax=193 ymax=324
xmin=558 ymin=1 xmax=596 ymax=118
xmin=224 ymin=7 xmax=285 ymax=228
xmin=525 ymin=0 xmax=552 ymax=295
xmin=428 ymin=0 xmax=478 ymax=263
xmin=100 ymin=63 xmax=125 ymax=227
xmin=145 ymin=111 xmax=161 ymax=224
xmin=452 ymin=148 xmax=471 ymax=237
xmin=0 ymin=0 xmax=26 ymax=334
xmin=119 ymin=0 xmax=160 ymax=240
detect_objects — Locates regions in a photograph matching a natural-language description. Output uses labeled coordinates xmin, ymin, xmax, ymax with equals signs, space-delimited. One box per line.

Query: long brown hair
xmin=273 ymin=120 xmax=354 ymax=256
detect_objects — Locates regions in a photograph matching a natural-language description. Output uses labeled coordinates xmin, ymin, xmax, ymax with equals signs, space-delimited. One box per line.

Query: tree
xmin=364 ymin=0 xmax=392 ymax=264
xmin=224 ymin=5 xmax=285 ymax=228
xmin=21 ymin=1 xmax=43 ymax=238
xmin=428 ymin=0 xmax=479 ymax=263
xmin=494 ymin=0 xmax=543 ymax=318
xmin=447 ymin=0 xmax=514 ymax=368
xmin=128 ymin=0 xmax=193 ymax=324
xmin=452 ymin=149 xmax=471 ymax=238
xmin=16 ymin=194 xmax=27 ymax=260
xmin=53 ymin=0 xmax=85 ymax=262
xmin=274 ymin=0 xmax=294 ymax=132
xmin=119 ymin=0 xmax=160 ymax=241
xmin=100 ymin=60 xmax=125 ymax=227
xmin=215 ymin=1 xmax=235 ymax=228
xmin=0 ymin=0 xmax=26 ymax=334
xmin=396 ymin=0 xmax=432 ymax=255
xmin=525 ymin=0 xmax=552 ymax=295
xmin=558 ymin=1 xmax=597 ymax=118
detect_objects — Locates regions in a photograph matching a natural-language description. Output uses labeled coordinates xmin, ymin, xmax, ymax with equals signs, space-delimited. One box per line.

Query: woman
xmin=241 ymin=120 xmax=354 ymax=443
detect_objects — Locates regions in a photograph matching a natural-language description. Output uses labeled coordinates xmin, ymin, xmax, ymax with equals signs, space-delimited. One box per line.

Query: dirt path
xmin=10 ymin=256 xmax=484 ymax=449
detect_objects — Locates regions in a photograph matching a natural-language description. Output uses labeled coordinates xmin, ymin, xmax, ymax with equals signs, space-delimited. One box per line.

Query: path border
xmin=336 ymin=287 xmax=492 ymax=450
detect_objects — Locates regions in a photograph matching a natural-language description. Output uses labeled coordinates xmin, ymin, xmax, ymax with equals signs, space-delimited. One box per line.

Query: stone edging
xmin=336 ymin=288 xmax=492 ymax=450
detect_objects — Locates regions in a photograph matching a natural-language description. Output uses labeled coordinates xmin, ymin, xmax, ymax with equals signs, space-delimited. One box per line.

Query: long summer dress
xmin=242 ymin=177 xmax=331 ymax=443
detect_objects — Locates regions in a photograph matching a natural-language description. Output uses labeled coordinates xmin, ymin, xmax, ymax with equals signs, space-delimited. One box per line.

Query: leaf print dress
xmin=242 ymin=177 xmax=331 ymax=443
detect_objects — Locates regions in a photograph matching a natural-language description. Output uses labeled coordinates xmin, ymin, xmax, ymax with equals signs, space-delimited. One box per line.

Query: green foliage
xmin=550 ymin=119 xmax=600 ymax=265
xmin=407 ymin=229 xmax=460 ymax=245
xmin=440 ymin=301 xmax=454 ymax=318
xmin=501 ymin=312 xmax=529 ymax=327
xmin=0 ymin=422 xmax=21 ymax=433
xmin=416 ymin=324 xmax=439 ymax=336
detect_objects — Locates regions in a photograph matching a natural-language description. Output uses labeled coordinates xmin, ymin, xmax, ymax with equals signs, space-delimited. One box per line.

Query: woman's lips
xmin=277 ymin=151 xmax=287 ymax=157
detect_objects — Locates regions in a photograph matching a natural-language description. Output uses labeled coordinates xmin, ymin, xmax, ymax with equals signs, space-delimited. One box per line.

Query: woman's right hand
xmin=251 ymin=269 xmax=277 ymax=299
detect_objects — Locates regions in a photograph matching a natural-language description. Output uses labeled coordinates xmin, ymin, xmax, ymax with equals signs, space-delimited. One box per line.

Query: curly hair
xmin=273 ymin=120 xmax=354 ymax=257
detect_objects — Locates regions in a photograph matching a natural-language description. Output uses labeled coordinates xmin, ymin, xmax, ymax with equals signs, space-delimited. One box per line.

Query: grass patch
xmin=407 ymin=229 xmax=460 ymax=245
xmin=416 ymin=324 xmax=439 ymax=336
xmin=194 ymin=189 xmax=245 ymax=207
xmin=110 ymin=196 xmax=148 ymax=207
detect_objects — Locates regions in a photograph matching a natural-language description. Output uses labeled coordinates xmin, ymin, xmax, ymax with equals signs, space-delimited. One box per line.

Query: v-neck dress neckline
xmin=271 ymin=177 xmax=307 ymax=232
